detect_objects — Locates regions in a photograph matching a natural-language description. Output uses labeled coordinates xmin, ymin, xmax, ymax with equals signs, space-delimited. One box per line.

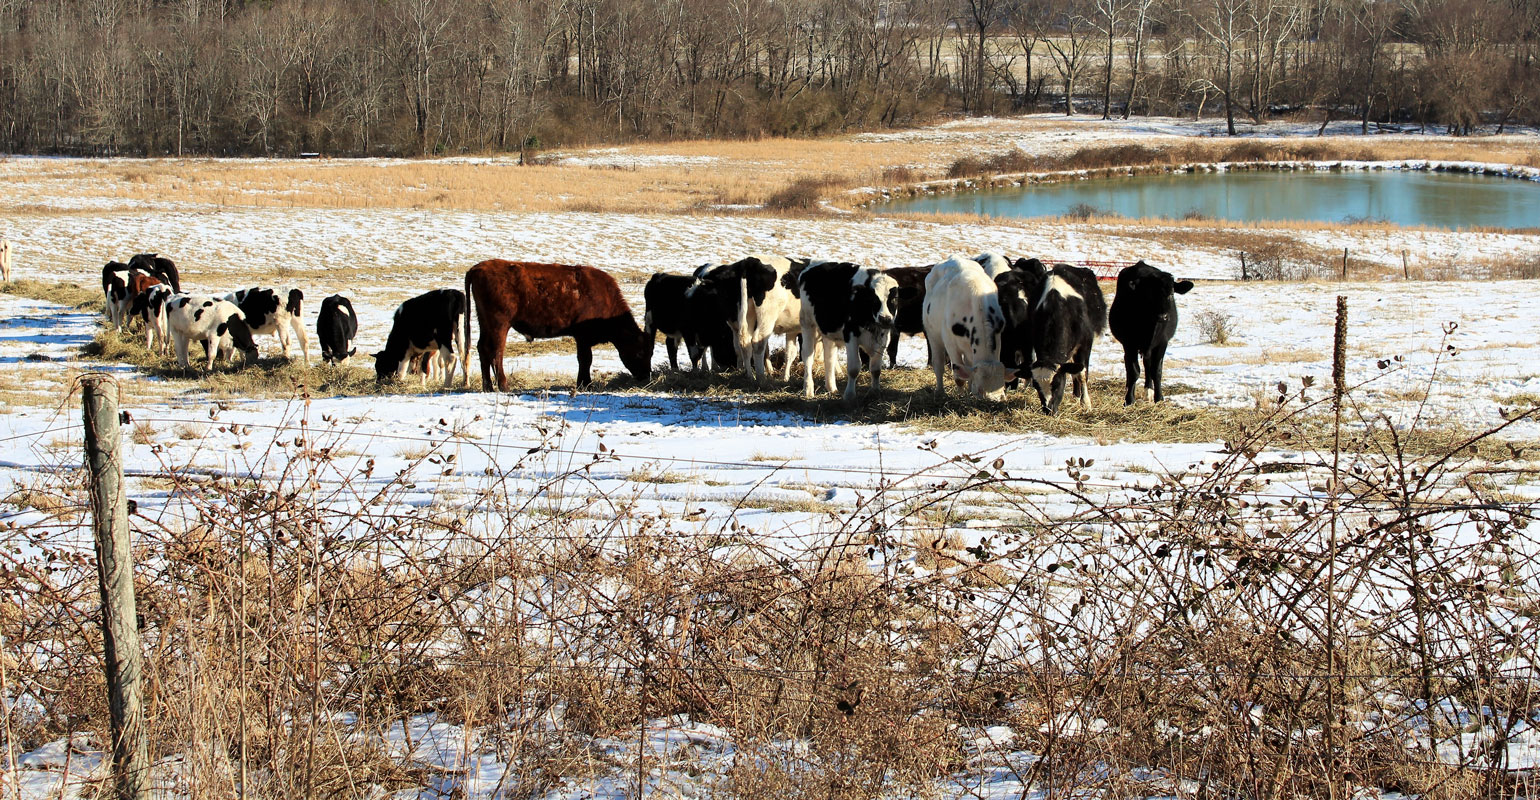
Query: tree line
xmin=0 ymin=0 xmax=1536 ymax=157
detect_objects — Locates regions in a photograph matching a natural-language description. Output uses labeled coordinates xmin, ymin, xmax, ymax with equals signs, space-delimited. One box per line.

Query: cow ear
xmin=951 ymin=363 xmax=972 ymax=381
xmin=1174 ymin=280 xmax=1194 ymax=294
xmin=950 ymin=323 xmax=968 ymax=337
xmin=348 ymin=347 xmax=357 ymax=357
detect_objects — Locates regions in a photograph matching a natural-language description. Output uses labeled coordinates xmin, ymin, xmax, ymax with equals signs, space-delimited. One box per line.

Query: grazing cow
xmin=1109 ymin=261 xmax=1194 ymax=405
xmin=995 ymin=257 xmax=1049 ymax=387
xmin=128 ymin=284 xmax=175 ymax=355
xmin=644 ymin=273 xmax=713 ymax=371
xmin=128 ymin=253 xmax=181 ymax=293
xmin=687 ymin=255 xmax=802 ymax=382
xmin=883 ymin=265 xmax=930 ymax=367
xmin=226 ymin=287 xmax=310 ymax=365
xmin=465 ymin=261 xmax=651 ymax=391
xmin=374 ymin=289 xmax=469 ymax=387
xmin=797 ymin=262 xmax=900 ymax=402
xmin=102 ymin=262 xmax=134 ymax=330
xmin=1029 ymin=264 xmax=1108 ymax=414
xmin=316 ymin=294 xmax=359 ymax=365
xmin=922 ymin=256 xmax=1016 ymax=401
xmin=166 ymin=295 xmax=259 ymax=371
xmin=1 ymin=237 xmax=12 ymax=283
xmin=974 ymin=252 xmax=1013 ymax=279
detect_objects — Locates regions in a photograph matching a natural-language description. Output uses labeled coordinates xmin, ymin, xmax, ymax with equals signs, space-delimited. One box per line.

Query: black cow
xmin=128 ymin=253 xmax=182 ymax=293
xmin=797 ymin=261 xmax=900 ymax=402
xmin=316 ymin=294 xmax=359 ymax=365
xmin=227 ymin=287 xmax=310 ymax=365
xmin=1109 ymin=261 xmax=1194 ymax=405
xmin=1029 ymin=264 xmax=1107 ymax=415
xmin=645 ymin=272 xmax=732 ymax=371
xmin=376 ymin=288 xmax=469 ymax=388
xmin=883 ymin=265 xmax=931 ymax=367
xmin=995 ymin=257 xmax=1048 ymax=389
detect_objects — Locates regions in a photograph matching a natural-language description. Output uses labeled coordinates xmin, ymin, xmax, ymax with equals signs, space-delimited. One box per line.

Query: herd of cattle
xmin=99 ymin=252 xmax=1195 ymax=413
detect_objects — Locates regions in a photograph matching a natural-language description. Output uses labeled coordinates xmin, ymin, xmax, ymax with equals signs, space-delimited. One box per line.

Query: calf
xmin=883 ymin=265 xmax=930 ymax=367
xmin=465 ymin=261 xmax=651 ymax=390
xmin=1029 ymin=264 xmax=1107 ymax=414
xmin=128 ymin=253 xmax=182 ymax=293
xmin=128 ymin=284 xmax=175 ymax=355
xmin=994 ymin=258 xmax=1048 ymax=388
xmin=1109 ymin=261 xmax=1194 ymax=405
xmin=797 ymin=262 xmax=900 ymax=402
xmin=644 ymin=272 xmax=713 ymax=371
xmin=226 ymin=287 xmax=310 ymax=365
xmin=166 ymin=295 xmax=259 ymax=371
xmin=686 ymin=255 xmax=802 ymax=382
xmin=316 ymin=294 xmax=359 ymax=365
xmin=102 ymin=261 xmax=134 ymax=330
xmin=922 ymin=256 xmax=1016 ymax=401
xmin=374 ymin=289 xmax=469 ymax=387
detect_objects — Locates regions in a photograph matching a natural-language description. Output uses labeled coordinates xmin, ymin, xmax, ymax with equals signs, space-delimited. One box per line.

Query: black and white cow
xmin=226 ymin=287 xmax=309 ymax=365
xmin=128 ymin=283 xmax=175 ymax=355
xmin=994 ymin=257 xmax=1048 ymax=389
xmin=797 ymin=261 xmax=900 ymax=402
xmin=686 ymin=255 xmax=802 ymax=381
xmin=1029 ymin=264 xmax=1107 ymax=414
xmin=1109 ymin=261 xmax=1194 ymax=405
xmin=974 ymin=252 xmax=1013 ymax=279
xmin=883 ymin=265 xmax=930 ymax=367
xmin=922 ymin=256 xmax=1016 ymax=400
xmin=128 ymin=253 xmax=182 ymax=293
xmin=374 ymin=288 xmax=469 ymax=388
xmin=102 ymin=261 xmax=133 ymax=330
xmin=316 ymin=294 xmax=359 ymax=365
xmin=166 ymin=295 xmax=259 ymax=371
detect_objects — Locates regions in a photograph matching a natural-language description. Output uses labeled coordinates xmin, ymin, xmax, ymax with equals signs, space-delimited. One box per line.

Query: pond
xmin=878 ymin=168 xmax=1540 ymax=230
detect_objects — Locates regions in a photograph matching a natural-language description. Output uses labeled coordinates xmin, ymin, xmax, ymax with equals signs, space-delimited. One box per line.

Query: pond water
xmin=879 ymin=169 xmax=1540 ymax=230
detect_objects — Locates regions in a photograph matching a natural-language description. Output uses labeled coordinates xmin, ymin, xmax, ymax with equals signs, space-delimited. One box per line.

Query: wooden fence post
xmin=1402 ymin=250 xmax=1410 ymax=280
xmin=82 ymin=374 xmax=149 ymax=800
xmin=1341 ymin=247 xmax=1349 ymax=280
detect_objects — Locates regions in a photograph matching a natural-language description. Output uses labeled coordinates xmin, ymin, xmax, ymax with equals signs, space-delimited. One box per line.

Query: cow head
xmin=373 ymin=349 xmax=403 ymax=383
xmin=851 ymin=268 xmax=900 ymax=330
xmin=218 ymin=311 xmax=260 ymax=363
xmin=951 ymin=360 xmax=1017 ymax=402
xmin=617 ymin=327 xmax=654 ymax=384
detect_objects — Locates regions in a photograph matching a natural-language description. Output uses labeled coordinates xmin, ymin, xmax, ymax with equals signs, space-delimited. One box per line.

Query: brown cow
xmin=464 ymin=260 xmax=652 ymax=391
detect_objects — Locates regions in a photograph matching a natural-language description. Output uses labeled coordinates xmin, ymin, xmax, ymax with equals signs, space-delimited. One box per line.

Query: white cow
xmin=167 ymin=295 xmax=259 ymax=371
xmin=225 ymin=287 xmax=310 ymax=365
xmin=922 ymin=256 xmax=1017 ymax=401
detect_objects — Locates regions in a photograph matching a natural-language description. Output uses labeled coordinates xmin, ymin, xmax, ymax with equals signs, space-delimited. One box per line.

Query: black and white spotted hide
xmin=797 ymin=262 xmax=900 ymax=403
xmin=316 ymin=294 xmax=359 ymax=365
xmin=1029 ymin=264 xmax=1108 ymax=414
xmin=227 ymin=286 xmax=310 ymax=365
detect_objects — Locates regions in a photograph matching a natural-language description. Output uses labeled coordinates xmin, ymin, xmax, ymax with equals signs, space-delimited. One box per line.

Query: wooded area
xmin=1 ymin=0 xmax=1536 ymax=157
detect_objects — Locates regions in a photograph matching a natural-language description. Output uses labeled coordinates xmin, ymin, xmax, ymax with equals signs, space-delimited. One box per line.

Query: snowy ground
xmin=4 ymin=113 xmax=1540 ymax=798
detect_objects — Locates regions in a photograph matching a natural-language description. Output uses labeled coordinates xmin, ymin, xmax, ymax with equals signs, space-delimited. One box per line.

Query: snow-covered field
xmin=3 ymin=114 xmax=1539 ymax=799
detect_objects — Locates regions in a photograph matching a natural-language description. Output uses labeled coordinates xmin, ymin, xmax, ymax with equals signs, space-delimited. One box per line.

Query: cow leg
xmin=823 ymin=337 xmax=839 ymax=394
xmin=1075 ymin=373 xmax=1093 ymax=410
xmin=887 ymin=329 xmax=900 ymax=368
xmin=478 ymin=321 xmax=510 ymax=392
xmin=868 ymin=340 xmax=882 ymax=398
xmin=174 ymin=333 xmax=191 ymax=370
xmin=666 ymin=336 xmax=679 ymax=372
xmin=842 ymin=337 xmax=862 ymax=404
xmin=203 ymin=335 xmax=219 ymax=372
xmin=801 ymin=325 xmax=818 ymax=398
xmin=1123 ymin=347 xmax=1141 ymax=405
xmin=928 ymin=337 xmax=948 ymax=394
xmin=576 ymin=339 xmax=594 ymax=388
xmin=292 ymin=317 xmax=311 ymax=367
xmin=1148 ymin=341 xmax=1169 ymax=403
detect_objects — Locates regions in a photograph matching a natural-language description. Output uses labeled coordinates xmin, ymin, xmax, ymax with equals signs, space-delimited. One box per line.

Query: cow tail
xmin=462 ymin=271 xmax=474 ymax=388
xmin=735 ymin=276 xmax=752 ymax=357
